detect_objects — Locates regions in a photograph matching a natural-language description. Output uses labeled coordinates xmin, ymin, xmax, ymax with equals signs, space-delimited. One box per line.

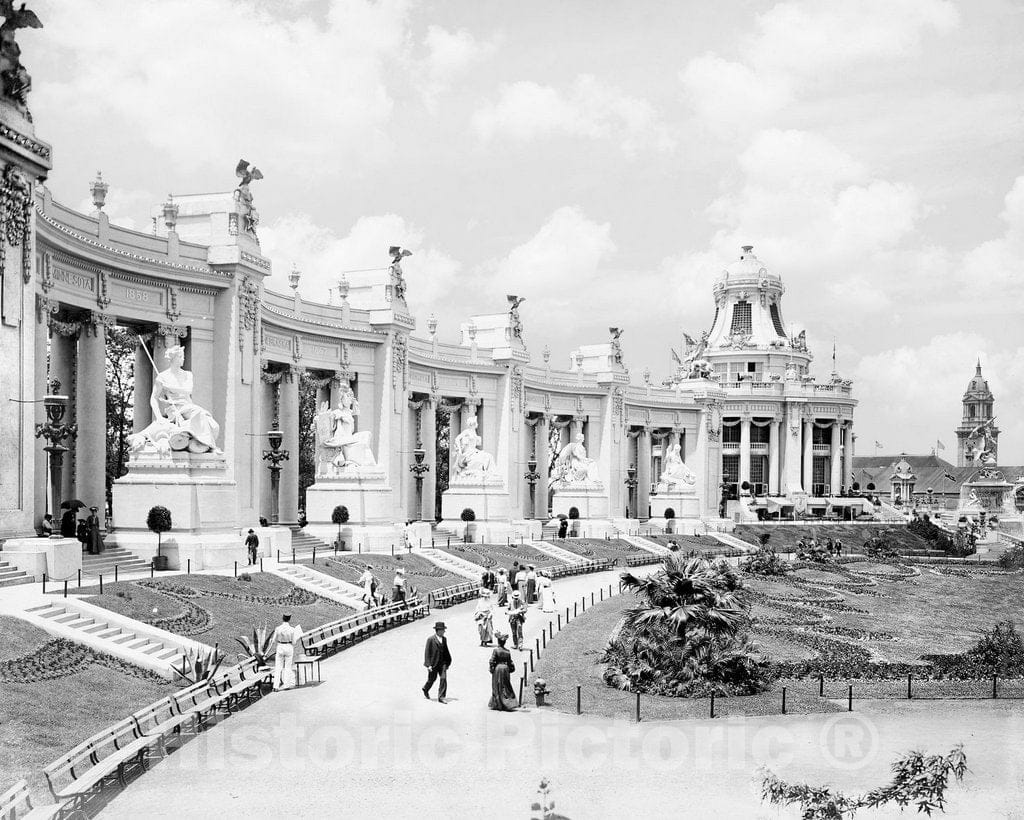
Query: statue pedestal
xmin=108 ymin=452 xmax=242 ymax=569
xmin=441 ymin=479 xmax=515 ymax=543
xmin=550 ymin=484 xmax=609 ymax=519
xmin=305 ymin=467 xmax=402 ymax=553
xmin=650 ymin=491 xmax=701 ymax=522
xmin=1 ymin=537 xmax=80 ymax=581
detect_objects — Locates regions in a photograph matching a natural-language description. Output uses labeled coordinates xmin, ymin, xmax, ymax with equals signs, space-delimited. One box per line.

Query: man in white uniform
xmin=272 ymin=613 xmax=297 ymax=690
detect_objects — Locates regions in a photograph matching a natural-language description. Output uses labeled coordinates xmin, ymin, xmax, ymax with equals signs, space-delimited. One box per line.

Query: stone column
xmin=49 ymin=325 xmax=77 ymax=498
xmin=133 ymin=335 xmax=154 ymax=432
xmin=33 ymin=309 xmax=48 ymax=521
xmin=421 ymin=399 xmax=438 ymax=521
xmin=535 ymin=414 xmax=551 ymax=519
xmin=768 ymin=419 xmax=780 ymax=496
xmin=570 ymin=415 xmax=585 ymax=440
xmin=278 ymin=367 xmax=300 ymax=525
xmin=802 ymin=418 xmax=814 ymax=496
xmin=447 ymin=405 xmax=462 ymax=482
xmin=739 ymin=416 xmax=752 ymax=494
xmin=75 ymin=317 xmax=108 ymax=527
xmin=637 ymin=428 xmax=652 ymax=519
xmin=842 ymin=422 xmax=853 ymax=492
xmin=829 ymin=420 xmax=842 ymax=495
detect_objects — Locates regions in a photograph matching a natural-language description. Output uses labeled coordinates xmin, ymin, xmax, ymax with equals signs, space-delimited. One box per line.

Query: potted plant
xmin=331 ymin=504 xmax=349 ymax=550
xmin=235 ymin=625 xmax=273 ymax=669
xmin=741 ymin=480 xmax=751 ymax=495
xmin=533 ymin=678 xmax=550 ymax=706
xmin=663 ymin=507 xmax=675 ymax=533
xmin=567 ymin=506 xmax=580 ymax=537
xmin=461 ymin=508 xmax=476 ymax=543
xmin=147 ymin=505 xmax=172 ymax=571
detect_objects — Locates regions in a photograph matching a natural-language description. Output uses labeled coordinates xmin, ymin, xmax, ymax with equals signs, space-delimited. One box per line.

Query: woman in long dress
xmin=539 ymin=572 xmax=556 ymax=613
xmin=358 ymin=565 xmax=376 ymax=608
xmin=474 ymin=591 xmax=495 ymax=646
xmin=488 ymin=633 xmax=518 ymax=711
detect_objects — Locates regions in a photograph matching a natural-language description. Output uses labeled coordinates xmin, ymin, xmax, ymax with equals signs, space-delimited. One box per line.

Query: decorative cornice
xmin=0 ymin=122 xmax=52 ymax=161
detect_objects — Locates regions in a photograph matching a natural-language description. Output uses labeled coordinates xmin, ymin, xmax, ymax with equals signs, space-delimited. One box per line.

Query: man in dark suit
xmin=422 ymin=621 xmax=452 ymax=703
xmin=481 ymin=568 xmax=496 ymax=592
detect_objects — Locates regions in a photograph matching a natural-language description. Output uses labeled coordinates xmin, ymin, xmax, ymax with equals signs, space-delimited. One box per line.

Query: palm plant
xmin=236 ymin=625 xmax=274 ymax=668
xmin=619 ymin=555 xmax=746 ymax=646
xmin=173 ymin=645 xmax=224 ymax=685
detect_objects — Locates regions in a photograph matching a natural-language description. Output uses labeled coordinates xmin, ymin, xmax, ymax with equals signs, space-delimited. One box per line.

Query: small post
xmin=600 ymin=588 xmax=604 ymax=601
xmin=993 ymin=674 xmax=998 ymax=699
xmin=42 ymin=573 xmax=46 ymax=594
xmin=635 ymin=692 xmax=641 ymax=723
xmin=391 ymin=544 xmax=395 ymax=556
xmin=710 ymin=692 xmax=715 ymax=718
xmin=277 ymin=550 xmax=280 ymax=563
xmin=565 ymin=606 xmax=570 ymax=622
xmin=63 ymin=579 xmax=67 ymax=598
xmin=848 ymin=685 xmax=853 ymax=711
xmin=549 ymin=622 xmax=554 ymax=639
xmin=542 ymin=630 xmax=547 ymax=649
xmin=529 ymin=649 xmax=534 ymax=673
xmin=99 ymin=575 xmax=103 ymax=595
xmin=818 ymin=673 xmax=824 ymax=697
xmin=535 ymin=637 xmax=541 ymax=658
xmin=518 ymin=676 xmax=524 ymax=707
xmin=358 ymin=542 xmax=362 ymax=554
xmin=115 ymin=565 xmax=118 ymax=583
xmin=313 ymin=546 xmax=317 ymax=563
xmin=782 ymin=687 xmax=787 ymax=714
xmin=260 ymin=558 xmax=264 ymax=572
xmin=576 ymin=684 xmax=581 ymax=715
xmin=574 ymin=602 xmax=578 ymax=617
xmin=77 ymin=569 xmax=81 ymax=589
xmin=907 ymin=674 xmax=912 ymax=699
xmin=447 ymin=536 xmax=450 ymax=548
xmin=292 ymin=549 xmax=296 ymax=565
xmin=234 ymin=561 xmax=238 ymax=578
xmin=150 ymin=562 xmax=154 ymax=579
xmin=557 ymin=614 xmax=562 ymax=630
xmin=591 ymin=592 xmax=595 ymax=606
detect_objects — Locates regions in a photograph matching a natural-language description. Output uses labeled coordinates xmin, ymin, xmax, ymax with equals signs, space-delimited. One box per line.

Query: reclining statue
xmin=550 ymin=433 xmax=599 ymax=486
xmin=128 ymin=345 xmax=221 ymax=455
xmin=657 ymin=442 xmax=696 ymax=493
xmin=314 ymin=388 xmax=377 ymax=475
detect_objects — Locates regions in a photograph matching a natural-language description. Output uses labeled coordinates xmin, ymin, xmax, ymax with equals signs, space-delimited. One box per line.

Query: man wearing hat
xmin=393 ymin=567 xmax=407 ymax=603
xmin=244 ymin=528 xmax=259 ymax=566
xmin=507 ymin=591 xmax=527 ymax=650
xmin=422 ymin=621 xmax=452 ymax=702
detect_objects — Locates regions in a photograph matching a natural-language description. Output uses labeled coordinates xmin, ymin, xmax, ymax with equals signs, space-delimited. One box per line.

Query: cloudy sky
xmin=28 ymin=0 xmax=1024 ymax=462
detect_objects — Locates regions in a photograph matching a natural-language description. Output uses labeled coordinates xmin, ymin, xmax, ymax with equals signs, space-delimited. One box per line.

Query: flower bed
xmin=303 ymin=553 xmax=462 ymax=592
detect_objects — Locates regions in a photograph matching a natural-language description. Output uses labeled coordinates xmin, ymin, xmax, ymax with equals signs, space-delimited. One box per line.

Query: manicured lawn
xmin=300 ymin=552 xmax=463 ymax=593
xmin=533 ymin=561 xmax=1024 ymax=719
xmin=78 ymin=573 xmax=352 ymax=663
xmin=549 ymin=538 xmax=642 ymax=564
xmin=0 ymin=616 xmax=176 ymax=802
xmin=438 ymin=542 xmax=562 ymax=572
xmin=640 ymin=532 xmax=741 ymax=553
xmin=733 ymin=523 xmax=931 ymax=553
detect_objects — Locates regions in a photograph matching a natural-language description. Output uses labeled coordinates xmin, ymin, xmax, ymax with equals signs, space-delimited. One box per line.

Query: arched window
xmin=730 ymin=300 xmax=752 ymax=335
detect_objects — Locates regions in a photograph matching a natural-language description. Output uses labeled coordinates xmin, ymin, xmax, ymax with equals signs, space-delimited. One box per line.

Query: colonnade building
xmin=0 ymin=102 xmax=859 ymax=565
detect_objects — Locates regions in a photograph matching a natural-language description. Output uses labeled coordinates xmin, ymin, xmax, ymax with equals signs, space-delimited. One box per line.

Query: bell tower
xmin=955 ymin=361 xmax=998 ymax=466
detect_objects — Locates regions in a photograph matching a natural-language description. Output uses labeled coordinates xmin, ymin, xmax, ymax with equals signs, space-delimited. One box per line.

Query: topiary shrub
xmin=331 ymin=505 xmax=350 ymax=549
xmin=460 ymin=508 xmax=476 ymax=522
xmin=664 ymin=508 xmax=676 ymax=520
xmin=866 ymin=482 xmax=876 ymax=491
xmin=568 ymin=507 xmax=580 ymax=520
xmin=147 ymin=505 xmax=172 ymax=569
xmin=741 ymin=481 xmax=751 ymax=492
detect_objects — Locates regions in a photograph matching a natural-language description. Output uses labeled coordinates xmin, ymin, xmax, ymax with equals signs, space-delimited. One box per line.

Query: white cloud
xmin=681 ymin=0 xmax=959 ymax=134
xmin=853 ymin=334 xmax=1024 ymax=464
xmin=75 ymin=186 xmax=157 ymax=232
xmin=34 ymin=0 xmax=416 ymax=176
xmin=472 ymin=74 xmax=673 ymax=158
xmin=259 ymin=212 xmax=461 ymax=320
xmin=415 ymin=25 xmax=497 ymax=110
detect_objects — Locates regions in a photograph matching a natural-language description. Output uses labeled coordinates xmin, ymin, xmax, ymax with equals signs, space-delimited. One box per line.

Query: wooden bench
xmin=301 ymin=596 xmax=427 ymax=658
xmin=42 ymin=716 xmax=162 ymax=813
xmin=545 ymin=558 xmax=613 ymax=578
xmin=0 ymin=780 xmax=64 ymax=820
xmin=428 ymin=582 xmax=479 ymax=609
xmin=624 ymin=553 xmax=664 ymax=567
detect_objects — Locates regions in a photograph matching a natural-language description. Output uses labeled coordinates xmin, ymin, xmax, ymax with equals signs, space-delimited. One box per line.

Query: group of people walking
xmin=423 ymin=557 xmax=560 ymax=713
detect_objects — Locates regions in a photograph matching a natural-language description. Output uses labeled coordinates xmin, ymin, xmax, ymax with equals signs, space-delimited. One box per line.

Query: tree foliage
xmin=105 ymin=327 xmax=136 ymax=498
xmin=762 ymin=745 xmax=968 ymax=819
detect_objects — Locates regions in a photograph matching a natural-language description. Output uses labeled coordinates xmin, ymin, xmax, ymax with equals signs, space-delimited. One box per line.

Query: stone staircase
xmin=82 ymin=545 xmax=150 ymax=576
xmin=619 ymin=534 xmax=671 ymax=556
xmin=271 ymin=563 xmax=365 ymax=609
xmin=416 ymin=547 xmax=485 ymax=580
xmin=709 ymin=531 xmax=755 ymax=552
xmin=526 ymin=540 xmax=588 ymax=564
xmin=289 ymin=527 xmax=332 ymax=555
xmin=0 ymin=557 xmax=33 ymax=587
xmin=23 ymin=599 xmax=194 ymax=677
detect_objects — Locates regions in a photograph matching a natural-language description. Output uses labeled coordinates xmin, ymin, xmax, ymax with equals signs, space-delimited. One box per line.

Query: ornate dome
xmin=719 ymin=245 xmax=781 ymax=285
xmin=964 ymin=361 xmax=991 ymax=397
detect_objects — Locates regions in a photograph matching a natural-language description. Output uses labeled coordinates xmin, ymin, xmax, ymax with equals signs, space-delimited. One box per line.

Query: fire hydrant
xmin=533 ymin=678 xmax=550 ymax=707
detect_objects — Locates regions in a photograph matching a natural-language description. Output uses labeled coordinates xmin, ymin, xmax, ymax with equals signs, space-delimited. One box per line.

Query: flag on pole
xmin=936 ymin=439 xmax=946 ymax=451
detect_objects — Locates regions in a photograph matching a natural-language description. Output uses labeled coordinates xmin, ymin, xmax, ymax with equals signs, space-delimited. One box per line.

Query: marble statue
xmin=314 ymin=387 xmax=377 ymax=474
xmin=657 ymin=442 xmax=696 ymax=492
xmin=129 ymin=345 xmax=221 ymax=455
xmin=967 ymin=418 xmax=998 ymax=466
xmin=0 ymin=1 xmax=41 ymax=109
xmin=453 ymin=416 xmax=495 ymax=478
xmin=507 ymin=294 xmax=525 ymax=338
xmin=389 ymin=246 xmax=412 ymax=301
xmin=550 ymin=433 xmax=598 ymax=486
xmin=234 ymin=159 xmax=262 ymax=237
